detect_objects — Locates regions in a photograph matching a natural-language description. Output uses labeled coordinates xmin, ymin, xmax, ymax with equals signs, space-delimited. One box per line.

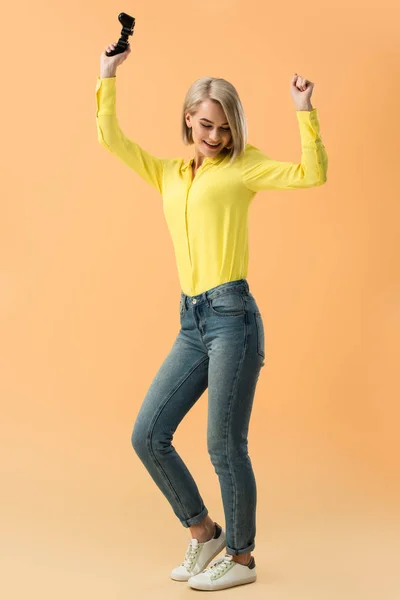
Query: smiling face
xmin=185 ymin=99 xmax=233 ymax=168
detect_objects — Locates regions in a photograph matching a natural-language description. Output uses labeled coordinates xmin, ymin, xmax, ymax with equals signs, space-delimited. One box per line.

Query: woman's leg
xmin=203 ymin=284 xmax=265 ymax=561
xmin=131 ymin=323 xmax=210 ymax=528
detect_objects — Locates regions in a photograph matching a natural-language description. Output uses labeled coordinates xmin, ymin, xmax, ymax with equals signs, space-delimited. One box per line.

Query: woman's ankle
xmin=189 ymin=516 xmax=216 ymax=542
xmin=231 ymin=552 xmax=252 ymax=565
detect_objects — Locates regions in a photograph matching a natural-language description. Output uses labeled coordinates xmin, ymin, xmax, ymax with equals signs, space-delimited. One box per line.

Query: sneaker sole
xmin=189 ymin=574 xmax=257 ymax=590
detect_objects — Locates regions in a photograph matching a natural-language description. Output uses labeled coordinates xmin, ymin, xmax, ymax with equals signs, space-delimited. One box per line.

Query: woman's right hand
xmin=100 ymin=42 xmax=132 ymax=76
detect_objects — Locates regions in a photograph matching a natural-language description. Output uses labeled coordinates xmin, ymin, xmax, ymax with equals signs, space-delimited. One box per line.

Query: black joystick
xmin=105 ymin=12 xmax=135 ymax=56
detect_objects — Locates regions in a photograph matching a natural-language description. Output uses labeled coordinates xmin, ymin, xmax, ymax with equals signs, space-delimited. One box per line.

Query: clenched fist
xmin=100 ymin=42 xmax=132 ymax=78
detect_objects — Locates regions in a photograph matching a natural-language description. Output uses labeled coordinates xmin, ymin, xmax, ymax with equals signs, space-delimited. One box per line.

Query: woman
xmin=96 ymin=41 xmax=328 ymax=591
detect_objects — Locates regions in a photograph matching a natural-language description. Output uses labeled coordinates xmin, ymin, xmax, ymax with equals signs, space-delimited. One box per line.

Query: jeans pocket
xmin=209 ymin=291 xmax=246 ymax=316
xmin=254 ymin=311 xmax=265 ymax=358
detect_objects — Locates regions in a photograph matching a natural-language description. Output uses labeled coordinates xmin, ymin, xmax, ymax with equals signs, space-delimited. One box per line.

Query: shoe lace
xmin=203 ymin=553 xmax=233 ymax=578
xmin=182 ymin=539 xmax=201 ymax=571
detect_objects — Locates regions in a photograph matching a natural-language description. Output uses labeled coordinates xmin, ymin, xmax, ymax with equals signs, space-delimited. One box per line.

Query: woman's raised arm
xmin=96 ymin=43 xmax=167 ymax=195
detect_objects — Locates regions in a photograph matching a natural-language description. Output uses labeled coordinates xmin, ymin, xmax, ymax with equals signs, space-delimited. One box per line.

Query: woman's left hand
xmin=291 ymin=73 xmax=314 ymax=108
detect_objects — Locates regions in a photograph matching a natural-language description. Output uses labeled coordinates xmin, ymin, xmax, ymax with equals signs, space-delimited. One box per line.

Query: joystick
xmin=105 ymin=12 xmax=135 ymax=56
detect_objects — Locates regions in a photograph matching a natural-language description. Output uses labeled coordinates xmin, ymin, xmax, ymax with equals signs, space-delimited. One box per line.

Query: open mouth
xmin=203 ymin=141 xmax=221 ymax=149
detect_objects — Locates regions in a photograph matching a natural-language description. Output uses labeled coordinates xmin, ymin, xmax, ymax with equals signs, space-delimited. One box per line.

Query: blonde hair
xmin=181 ymin=77 xmax=248 ymax=166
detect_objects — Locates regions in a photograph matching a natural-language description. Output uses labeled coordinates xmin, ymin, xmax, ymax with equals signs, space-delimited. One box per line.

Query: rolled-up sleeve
xmin=95 ymin=76 xmax=167 ymax=194
xmin=242 ymin=108 xmax=328 ymax=192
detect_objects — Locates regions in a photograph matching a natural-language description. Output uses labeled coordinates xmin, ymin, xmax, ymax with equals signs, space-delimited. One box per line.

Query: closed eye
xmin=201 ymin=124 xmax=230 ymax=131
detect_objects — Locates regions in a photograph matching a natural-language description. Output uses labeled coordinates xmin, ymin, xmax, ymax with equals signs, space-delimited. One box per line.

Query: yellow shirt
xmin=95 ymin=76 xmax=328 ymax=296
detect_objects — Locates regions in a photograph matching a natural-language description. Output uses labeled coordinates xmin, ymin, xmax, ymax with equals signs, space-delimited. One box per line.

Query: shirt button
xmin=192 ymin=299 xmax=197 ymax=304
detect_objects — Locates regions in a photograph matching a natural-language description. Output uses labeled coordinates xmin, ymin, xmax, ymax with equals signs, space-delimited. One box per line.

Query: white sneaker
xmin=170 ymin=522 xmax=226 ymax=581
xmin=188 ymin=552 xmax=257 ymax=590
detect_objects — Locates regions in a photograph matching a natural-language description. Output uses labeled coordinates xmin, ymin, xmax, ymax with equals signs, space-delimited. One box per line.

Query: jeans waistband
xmin=181 ymin=278 xmax=250 ymax=307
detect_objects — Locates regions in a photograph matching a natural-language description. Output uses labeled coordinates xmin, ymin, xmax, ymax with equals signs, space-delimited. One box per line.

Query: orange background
xmin=1 ymin=1 xmax=399 ymax=598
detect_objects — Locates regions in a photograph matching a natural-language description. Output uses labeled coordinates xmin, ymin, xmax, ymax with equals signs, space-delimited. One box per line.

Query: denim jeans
xmin=131 ymin=278 xmax=265 ymax=555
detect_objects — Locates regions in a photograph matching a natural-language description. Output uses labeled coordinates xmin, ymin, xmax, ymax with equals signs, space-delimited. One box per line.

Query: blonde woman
xmin=96 ymin=41 xmax=328 ymax=591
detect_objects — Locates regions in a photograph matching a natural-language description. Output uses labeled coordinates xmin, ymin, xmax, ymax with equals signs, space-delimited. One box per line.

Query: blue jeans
xmin=131 ymin=278 xmax=265 ymax=555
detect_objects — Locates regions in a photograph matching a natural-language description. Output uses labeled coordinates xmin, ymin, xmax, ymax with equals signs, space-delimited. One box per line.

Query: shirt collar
xmin=182 ymin=150 xmax=228 ymax=171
